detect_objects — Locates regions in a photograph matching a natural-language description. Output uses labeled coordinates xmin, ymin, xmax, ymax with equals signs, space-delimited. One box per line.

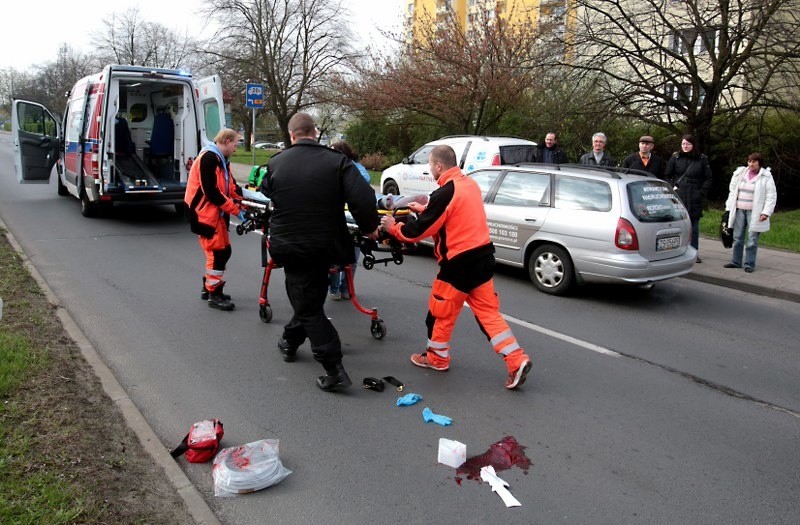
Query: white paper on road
xmin=480 ymin=465 xmax=521 ymax=508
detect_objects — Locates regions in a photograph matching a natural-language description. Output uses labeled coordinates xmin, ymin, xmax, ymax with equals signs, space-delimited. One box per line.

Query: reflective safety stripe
xmin=429 ymin=348 xmax=450 ymax=359
xmin=207 ymin=269 xmax=224 ymax=276
xmin=498 ymin=341 xmax=521 ymax=356
xmin=490 ymin=329 xmax=514 ymax=347
xmin=427 ymin=339 xmax=449 ymax=350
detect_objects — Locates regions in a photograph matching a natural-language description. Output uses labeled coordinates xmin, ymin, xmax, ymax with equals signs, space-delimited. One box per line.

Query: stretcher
xmin=236 ymin=189 xmax=426 ymax=340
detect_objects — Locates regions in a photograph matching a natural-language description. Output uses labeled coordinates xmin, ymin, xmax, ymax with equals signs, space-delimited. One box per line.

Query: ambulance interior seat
xmin=147 ymin=110 xmax=176 ymax=181
xmin=114 ymin=117 xmax=136 ymax=157
xmin=114 ymin=115 xmax=158 ymax=188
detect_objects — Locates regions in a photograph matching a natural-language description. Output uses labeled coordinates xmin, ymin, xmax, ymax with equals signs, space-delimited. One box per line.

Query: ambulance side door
xmin=12 ymin=100 xmax=61 ymax=184
xmin=195 ymin=75 xmax=226 ymax=147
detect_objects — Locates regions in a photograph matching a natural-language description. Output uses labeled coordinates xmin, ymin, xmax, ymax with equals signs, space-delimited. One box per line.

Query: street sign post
xmin=245 ymin=84 xmax=265 ymax=165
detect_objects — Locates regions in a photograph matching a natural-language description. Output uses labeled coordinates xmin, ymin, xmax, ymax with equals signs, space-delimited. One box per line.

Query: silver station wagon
xmin=468 ymin=164 xmax=697 ymax=295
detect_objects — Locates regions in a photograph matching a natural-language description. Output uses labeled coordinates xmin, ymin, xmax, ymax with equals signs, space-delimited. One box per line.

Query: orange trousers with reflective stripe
xmin=425 ymin=277 xmax=527 ymax=372
xmin=199 ymin=220 xmax=231 ymax=292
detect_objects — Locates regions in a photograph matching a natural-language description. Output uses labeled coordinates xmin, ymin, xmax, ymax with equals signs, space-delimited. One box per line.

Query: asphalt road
xmin=2 ymin=133 xmax=799 ymax=524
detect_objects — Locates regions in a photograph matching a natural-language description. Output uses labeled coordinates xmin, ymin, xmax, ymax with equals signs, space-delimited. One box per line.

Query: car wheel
xmin=57 ymin=173 xmax=69 ymax=196
xmin=382 ymin=179 xmax=399 ymax=195
xmin=80 ymin=184 xmax=98 ymax=218
xmin=528 ymin=244 xmax=574 ymax=295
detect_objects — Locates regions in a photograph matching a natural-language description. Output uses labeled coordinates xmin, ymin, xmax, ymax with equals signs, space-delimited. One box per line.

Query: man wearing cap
xmin=622 ymin=136 xmax=665 ymax=179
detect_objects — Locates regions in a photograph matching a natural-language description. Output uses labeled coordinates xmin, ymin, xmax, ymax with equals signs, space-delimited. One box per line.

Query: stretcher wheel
xmin=259 ymin=304 xmax=272 ymax=323
xmin=370 ymin=319 xmax=386 ymax=340
xmin=363 ymin=255 xmax=375 ymax=270
xmin=236 ymin=224 xmax=245 ymax=235
xmin=393 ymin=254 xmax=404 ymax=265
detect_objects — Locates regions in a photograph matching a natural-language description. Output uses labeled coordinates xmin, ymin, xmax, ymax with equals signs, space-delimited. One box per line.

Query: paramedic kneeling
xmin=261 ymin=113 xmax=379 ymax=392
xmin=380 ymin=145 xmax=533 ymax=390
xmin=185 ymin=129 xmax=245 ymax=311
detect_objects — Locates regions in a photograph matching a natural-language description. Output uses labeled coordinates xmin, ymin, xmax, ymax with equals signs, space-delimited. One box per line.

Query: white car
xmin=379 ymin=135 xmax=537 ymax=195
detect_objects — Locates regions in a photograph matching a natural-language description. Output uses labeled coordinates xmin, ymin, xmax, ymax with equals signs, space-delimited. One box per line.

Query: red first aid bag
xmin=170 ymin=419 xmax=224 ymax=463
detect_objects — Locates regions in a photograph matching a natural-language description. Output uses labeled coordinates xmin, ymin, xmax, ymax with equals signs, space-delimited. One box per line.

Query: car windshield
xmin=627 ymin=180 xmax=687 ymax=222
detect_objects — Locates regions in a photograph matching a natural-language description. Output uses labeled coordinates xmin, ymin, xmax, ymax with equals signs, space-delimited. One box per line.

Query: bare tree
xmin=35 ymin=45 xmax=95 ymax=116
xmin=91 ymin=7 xmax=200 ymax=69
xmin=339 ymin=7 xmax=551 ymax=135
xmin=204 ymin=0 xmax=361 ymax=144
xmin=564 ymin=0 xmax=800 ymax=151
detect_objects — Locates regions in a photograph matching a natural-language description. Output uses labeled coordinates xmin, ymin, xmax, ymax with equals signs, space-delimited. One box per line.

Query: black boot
xmin=316 ymin=362 xmax=352 ymax=392
xmin=278 ymin=338 xmax=297 ymax=362
xmin=201 ymin=277 xmax=230 ymax=301
xmin=208 ymin=283 xmax=235 ymax=311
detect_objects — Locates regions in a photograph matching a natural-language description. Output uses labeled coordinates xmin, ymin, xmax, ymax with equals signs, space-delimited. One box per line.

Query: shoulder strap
xmin=170 ymin=433 xmax=190 ymax=458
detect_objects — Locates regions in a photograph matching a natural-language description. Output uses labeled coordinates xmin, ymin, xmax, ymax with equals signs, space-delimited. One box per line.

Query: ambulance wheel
xmin=370 ymin=319 xmax=386 ymax=340
xmin=174 ymin=203 xmax=187 ymax=218
xmin=259 ymin=305 xmax=272 ymax=323
xmin=80 ymin=187 xmax=98 ymax=218
xmin=57 ymin=173 xmax=69 ymax=196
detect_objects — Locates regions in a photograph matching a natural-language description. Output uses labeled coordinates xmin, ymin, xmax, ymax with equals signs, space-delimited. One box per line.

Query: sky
xmin=1 ymin=0 xmax=404 ymax=71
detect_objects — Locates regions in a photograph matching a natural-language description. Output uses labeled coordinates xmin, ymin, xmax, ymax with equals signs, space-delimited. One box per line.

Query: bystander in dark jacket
xmin=621 ymin=135 xmax=665 ymax=179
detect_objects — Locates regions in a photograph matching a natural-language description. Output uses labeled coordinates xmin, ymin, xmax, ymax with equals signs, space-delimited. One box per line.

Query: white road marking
xmin=465 ymin=304 xmax=621 ymax=357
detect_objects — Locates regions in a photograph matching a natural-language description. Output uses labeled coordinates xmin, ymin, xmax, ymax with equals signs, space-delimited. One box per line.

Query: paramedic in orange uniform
xmin=185 ymin=129 xmax=244 ymax=311
xmin=380 ymin=145 xmax=533 ymax=389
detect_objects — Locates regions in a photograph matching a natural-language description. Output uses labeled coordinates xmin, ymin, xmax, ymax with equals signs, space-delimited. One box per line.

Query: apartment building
xmin=405 ymin=0 xmax=570 ymax=40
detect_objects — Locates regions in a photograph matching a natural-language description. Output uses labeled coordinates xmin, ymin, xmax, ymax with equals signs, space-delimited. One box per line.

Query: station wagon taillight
xmin=615 ymin=218 xmax=639 ymax=250
xmin=491 ymin=153 xmax=501 ymax=165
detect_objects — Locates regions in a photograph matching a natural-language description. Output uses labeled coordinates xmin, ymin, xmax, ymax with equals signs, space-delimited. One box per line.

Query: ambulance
xmin=12 ymin=65 xmax=225 ymax=217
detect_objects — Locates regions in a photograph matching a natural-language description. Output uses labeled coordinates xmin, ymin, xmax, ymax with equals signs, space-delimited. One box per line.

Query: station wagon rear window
xmin=627 ymin=181 xmax=687 ymax=222
xmin=555 ymin=176 xmax=611 ymax=211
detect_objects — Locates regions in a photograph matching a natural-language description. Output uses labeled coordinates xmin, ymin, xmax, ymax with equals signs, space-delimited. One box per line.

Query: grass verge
xmin=700 ymin=208 xmax=800 ymax=252
xmin=0 ymin=229 xmax=195 ymax=525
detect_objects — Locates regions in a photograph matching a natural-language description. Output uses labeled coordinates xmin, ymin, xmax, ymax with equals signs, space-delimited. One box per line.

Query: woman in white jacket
xmin=723 ymin=152 xmax=777 ymax=273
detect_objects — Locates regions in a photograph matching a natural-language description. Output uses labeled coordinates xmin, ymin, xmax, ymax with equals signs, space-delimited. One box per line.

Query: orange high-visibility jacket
xmin=388 ymin=165 xmax=493 ymax=267
xmin=184 ymin=150 xmax=241 ymax=238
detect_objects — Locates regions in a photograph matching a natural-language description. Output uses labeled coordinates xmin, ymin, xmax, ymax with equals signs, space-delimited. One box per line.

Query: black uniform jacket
xmin=262 ymin=139 xmax=379 ymax=265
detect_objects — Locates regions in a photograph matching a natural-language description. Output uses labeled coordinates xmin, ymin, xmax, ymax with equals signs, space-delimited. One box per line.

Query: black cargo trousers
xmin=281 ymin=258 xmax=342 ymax=367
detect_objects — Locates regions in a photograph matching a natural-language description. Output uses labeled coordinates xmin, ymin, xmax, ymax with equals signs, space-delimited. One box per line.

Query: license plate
xmin=656 ymin=235 xmax=680 ymax=251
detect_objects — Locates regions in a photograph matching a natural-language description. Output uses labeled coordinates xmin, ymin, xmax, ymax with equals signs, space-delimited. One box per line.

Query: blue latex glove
xmin=237 ymin=211 xmax=247 ymax=223
xmin=422 ymin=407 xmax=452 ymax=426
xmin=396 ymin=393 xmax=422 ymax=406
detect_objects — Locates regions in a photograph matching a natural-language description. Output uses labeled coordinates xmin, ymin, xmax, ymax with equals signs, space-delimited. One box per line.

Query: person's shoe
xmin=340 ymin=290 xmax=351 ymax=300
xmin=410 ymin=353 xmax=449 ymax=371
xmin=316 ymin=363 xmax=352 ymax=392
xmin=723 ymin=263 xmax=740 ymax=269
xmin=208 ymin=293 xmax=235 ymax=310
xmin=696 ymin=256 xmax=702 ymax=263
xmin=505 ymin=358 xmax=532 ymax=390
xmin=744 ymin=266 xmax=754 ymax=273
xmin=208 ymin=283 xmax=235 ymax=311
xmin=278 ymin=338 xmax=297 ymax=362
xmin=329 ymin=291 xmax=342 ymax=301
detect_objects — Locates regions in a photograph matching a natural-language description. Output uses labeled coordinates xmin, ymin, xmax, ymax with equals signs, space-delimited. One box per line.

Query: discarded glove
xmin=396 ymin=393 xmax=422 ymax=406
xmin=237 ymin=211 xmax=247 ymax=223
xmin=422 ymin=407 xmax=452 ymax=426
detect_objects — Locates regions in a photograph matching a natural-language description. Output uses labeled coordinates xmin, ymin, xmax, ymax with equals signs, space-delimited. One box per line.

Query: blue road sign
xmin=246 ymin=83 xmax=265 ymax=108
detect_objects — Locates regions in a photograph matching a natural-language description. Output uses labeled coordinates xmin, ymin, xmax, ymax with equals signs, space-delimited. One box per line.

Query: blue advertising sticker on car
xmin=475 ymin=151 xmax=487 ymax=162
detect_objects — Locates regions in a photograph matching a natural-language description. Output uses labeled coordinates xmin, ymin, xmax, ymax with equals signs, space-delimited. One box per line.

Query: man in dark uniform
xmin=261 ymin=113 xmax=379 ymax=391
xmin=621 ymin=135 xmax=665 ymax=179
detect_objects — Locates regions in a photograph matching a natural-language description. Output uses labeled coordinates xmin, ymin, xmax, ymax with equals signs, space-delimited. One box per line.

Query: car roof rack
xmin=510 ymin=163 xmax=659 ymax=180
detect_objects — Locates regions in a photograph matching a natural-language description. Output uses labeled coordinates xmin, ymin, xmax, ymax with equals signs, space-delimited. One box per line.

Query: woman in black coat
xmin=664 ymin=134 xmax=713 ymax=262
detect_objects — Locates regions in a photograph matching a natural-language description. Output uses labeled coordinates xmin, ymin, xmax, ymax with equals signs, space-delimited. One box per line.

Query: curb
xmin=683 ymin=271 xmax=800 ymax=304
xmin=0 ymin=220 xmax=221 ymax=525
